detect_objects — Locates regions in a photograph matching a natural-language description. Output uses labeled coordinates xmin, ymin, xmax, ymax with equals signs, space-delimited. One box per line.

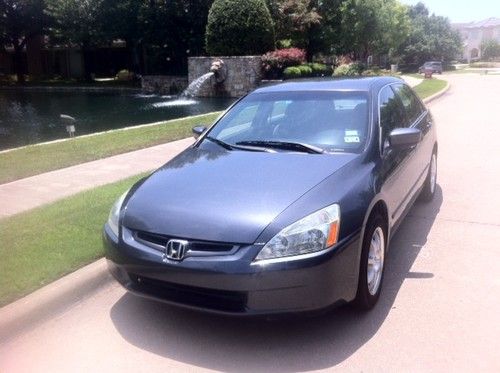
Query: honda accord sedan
xmin=104 ymin=77 xmax=438 ymax=315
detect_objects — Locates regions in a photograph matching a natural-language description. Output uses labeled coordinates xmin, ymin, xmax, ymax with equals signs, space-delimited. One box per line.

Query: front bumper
xmin=103 ymin=224 xmax=362 ymax=316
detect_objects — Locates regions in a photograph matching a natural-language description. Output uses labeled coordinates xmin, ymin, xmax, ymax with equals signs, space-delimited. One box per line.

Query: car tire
xmin=354 ymin=214 xmax=387 ymax=310
xmin=420 ymin=152 xmax=437 ymax=202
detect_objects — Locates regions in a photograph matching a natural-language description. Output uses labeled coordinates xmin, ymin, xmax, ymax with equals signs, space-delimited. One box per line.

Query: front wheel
xmin=354 ymin=214 xmax=387 ymax=310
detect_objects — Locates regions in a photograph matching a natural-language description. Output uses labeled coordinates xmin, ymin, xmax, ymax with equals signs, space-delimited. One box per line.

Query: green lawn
xmin=0 ymin=173 xmax=146 ymax=306
xmin=0 ymin=112 xmax=222 ymax=184
xmin=413 ymin=78 xmax=447 ymax=99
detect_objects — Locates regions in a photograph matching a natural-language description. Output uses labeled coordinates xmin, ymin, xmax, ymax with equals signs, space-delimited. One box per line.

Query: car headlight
xmin=254 ymin=204 xmax=340 ymax=262
xmin=107 ymin=190 xmax=129 ymax=237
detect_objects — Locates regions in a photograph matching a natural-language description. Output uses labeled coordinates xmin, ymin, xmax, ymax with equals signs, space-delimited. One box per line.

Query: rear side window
xmin=392 ymin=84 xmax=425 ymax=126
xmin=379 ymin=86 xmax=405 ymax=146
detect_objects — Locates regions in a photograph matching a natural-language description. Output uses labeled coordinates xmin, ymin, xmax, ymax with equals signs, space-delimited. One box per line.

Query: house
xmin=453 ymin=17 xmax=500 ymax=62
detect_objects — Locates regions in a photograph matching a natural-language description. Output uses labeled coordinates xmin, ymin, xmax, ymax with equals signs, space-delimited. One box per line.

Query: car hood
xmin=122 ymin=147 xmax=357 ymax=244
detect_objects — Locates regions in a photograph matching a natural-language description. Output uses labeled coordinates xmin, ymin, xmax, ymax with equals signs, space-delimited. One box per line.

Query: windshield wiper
xmin=205 ymin=136 xmax=234 ymax=150
xmin=205 ymin=136 xmax=271 ymax=152
xmin=236 ymin=140 xmax=324 ymax=154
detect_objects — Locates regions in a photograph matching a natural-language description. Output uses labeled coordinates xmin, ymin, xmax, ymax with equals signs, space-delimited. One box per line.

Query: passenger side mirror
xmin=192 ymin=125 xmax=207 ymax=139
xmin=388 ymin=128 xmax=422 ymax=150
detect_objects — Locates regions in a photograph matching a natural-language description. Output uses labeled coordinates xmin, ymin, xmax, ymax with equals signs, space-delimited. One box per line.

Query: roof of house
xmin=464 ymin=17 xmax=500 ymax=29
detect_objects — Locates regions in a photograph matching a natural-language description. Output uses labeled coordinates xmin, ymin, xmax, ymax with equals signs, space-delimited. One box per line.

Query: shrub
xmin=261 ymin=48 xmax=306 ymax=79
xmin=205 ymin=0 xmax=275 ymax=56
xmin=333 ymin=62 xmax=365 ymax=77
xmin=297 ymin=65 xmax=313 ymax=76
xmin=480 ymin=39 xmax=500 ymax=61
xmin=361 ymin=67 xmax=393 ymax=76
xmin=283 ymin=66 xmax=302 ymax=79
xmin=308 ymin=63 xmax=331 ymax=77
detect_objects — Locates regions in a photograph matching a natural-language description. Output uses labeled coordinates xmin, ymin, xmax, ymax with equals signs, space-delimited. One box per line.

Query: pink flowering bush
xmin=261 ymin=48 xmax=306 ymax=79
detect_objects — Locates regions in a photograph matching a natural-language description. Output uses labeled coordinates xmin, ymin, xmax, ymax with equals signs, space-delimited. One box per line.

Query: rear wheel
xmin=420 ymin=152 xmax=437 ymax=201
xmin=354 ymin=214 xmax=387 ymax=310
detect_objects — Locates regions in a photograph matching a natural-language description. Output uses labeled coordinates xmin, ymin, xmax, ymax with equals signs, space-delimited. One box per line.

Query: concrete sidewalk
xmin=0 ymin=137 xmax=193 ymax=218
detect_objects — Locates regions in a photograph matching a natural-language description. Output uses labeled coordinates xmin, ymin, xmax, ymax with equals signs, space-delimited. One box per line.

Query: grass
xmin=0 ymin=173 xmax=146 ymax=306
xmin=413 ymin=78 xmax=447 ymax=99
xmin=0 ymin=111 xmax=222 ymax=184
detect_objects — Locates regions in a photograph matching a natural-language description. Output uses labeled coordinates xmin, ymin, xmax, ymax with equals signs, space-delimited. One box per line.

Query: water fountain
xmin=181 ymin=59 xmax=227 ymax=97
xmin=181 ymin=72 xmax=215 ymax=97
xmin=188 ymin=56 xmax=262 ymax=97
xmin=150 ymin=59 xmax=227 ymax=107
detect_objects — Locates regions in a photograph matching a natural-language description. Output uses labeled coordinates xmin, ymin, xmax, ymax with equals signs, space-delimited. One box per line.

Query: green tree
xmin=0 ymin=0 xmax=47 ymax=83
xmin=118 ymin=0 xmax=214 ymax=74
xmin=206 ymin=0 xmax=275 ymax=55
xmin=338 ymin=0 xmax=410 ymax=60
xmin=100 ymin=0 xmax=146 ymax=73
xmin=46 ymin=0 xmax=107 ymax=80
xmin=314 ymin=0 xmax=344 ymax=55
xmin=269 ymin=0 xmax=321 ymax=56
xmin=156 ymin=0 xmax=214 ymax=73
xmin=395 ymin=2 xmax=462 ymax=66
xmin=480 ymin=39 xmax=500 ymax=60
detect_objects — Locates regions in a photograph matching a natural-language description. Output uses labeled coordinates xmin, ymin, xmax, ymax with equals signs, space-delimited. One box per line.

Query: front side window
xmin=206 ymin=91 xmax=370 ymax=153
xmin=379 ymin=85 xmax=406 ymax=150
xmin=392 ymin=84 xmax=425 ymax=126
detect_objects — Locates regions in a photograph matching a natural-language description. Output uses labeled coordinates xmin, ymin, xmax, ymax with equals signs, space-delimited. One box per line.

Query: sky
xmin=400 ymin=0 xmax=500 ymax=23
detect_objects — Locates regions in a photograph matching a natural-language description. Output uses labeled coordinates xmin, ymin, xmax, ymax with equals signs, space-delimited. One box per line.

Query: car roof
xmin=252 ymin=76 xmax=403 ymax=94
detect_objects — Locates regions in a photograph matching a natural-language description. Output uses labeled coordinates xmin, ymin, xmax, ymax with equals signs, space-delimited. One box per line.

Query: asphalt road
xmin=1 ymin=74 xmax=499 ymax=372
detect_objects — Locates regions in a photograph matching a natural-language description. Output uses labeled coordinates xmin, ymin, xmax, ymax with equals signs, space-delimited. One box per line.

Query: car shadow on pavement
xmin=110 ymin=186 xmax=443 ymax=371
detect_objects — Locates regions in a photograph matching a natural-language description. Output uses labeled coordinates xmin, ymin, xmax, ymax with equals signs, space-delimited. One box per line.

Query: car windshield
xmin=205 ymin=91 xmax=370 ymax=153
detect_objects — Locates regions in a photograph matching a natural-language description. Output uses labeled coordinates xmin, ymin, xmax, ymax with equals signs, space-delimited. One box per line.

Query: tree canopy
xmin=0 ymin=0 xmax=47 ymax=81
xmin=205 ymin=0 xmax=275 ymax=55
xmin=395 ymin=2 xmax=462 ymax=65
xmin=1 ymin=0 xmax=466 ymax=79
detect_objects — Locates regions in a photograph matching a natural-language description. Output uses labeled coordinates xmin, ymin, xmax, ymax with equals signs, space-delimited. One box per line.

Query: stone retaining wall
xmin=141 ymin=75 xmax=188 ymax=94
xmin=188 ymin=56 xmax=262 ymax=97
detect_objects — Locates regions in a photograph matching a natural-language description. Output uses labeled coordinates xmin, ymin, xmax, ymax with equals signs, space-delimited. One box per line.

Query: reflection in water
xmin=0 ymin=90 xmax=234 ymax=150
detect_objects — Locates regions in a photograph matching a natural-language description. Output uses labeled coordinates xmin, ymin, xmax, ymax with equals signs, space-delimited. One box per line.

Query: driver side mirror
xmin=388 ymin=128 xmax=422 ymax=150
xmin=192 ymin=125 xmax=207 ymax=139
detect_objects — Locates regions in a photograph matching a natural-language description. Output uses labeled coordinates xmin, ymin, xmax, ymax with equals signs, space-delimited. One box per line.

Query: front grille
xmin=130 ymin=274 xmax=247 ymax=312
xmin=134 ymin=230 xmax=237 ymax=254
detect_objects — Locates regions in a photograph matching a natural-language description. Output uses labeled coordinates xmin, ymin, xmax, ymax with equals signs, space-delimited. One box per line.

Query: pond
xmin=0 ymin=90 xmax=234 ymax=151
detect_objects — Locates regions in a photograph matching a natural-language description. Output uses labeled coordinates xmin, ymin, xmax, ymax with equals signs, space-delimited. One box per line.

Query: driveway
xmin=1 ymin=74 xmax=499 ymax=372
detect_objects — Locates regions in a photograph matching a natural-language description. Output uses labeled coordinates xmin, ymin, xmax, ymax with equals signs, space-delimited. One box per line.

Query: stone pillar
xmin=188 ymin=56 xmax=263 ymax=97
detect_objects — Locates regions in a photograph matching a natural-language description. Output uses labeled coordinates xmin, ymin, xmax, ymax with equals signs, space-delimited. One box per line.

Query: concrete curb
xmin=0 ymin=258 xmax=111 ymax=342
xmin=422 ymin=79 xmax=450 ymax=104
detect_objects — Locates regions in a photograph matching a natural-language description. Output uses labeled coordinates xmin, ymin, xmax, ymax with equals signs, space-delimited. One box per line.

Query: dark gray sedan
xmin=104 ymin=77 xmax=438 ymax=315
